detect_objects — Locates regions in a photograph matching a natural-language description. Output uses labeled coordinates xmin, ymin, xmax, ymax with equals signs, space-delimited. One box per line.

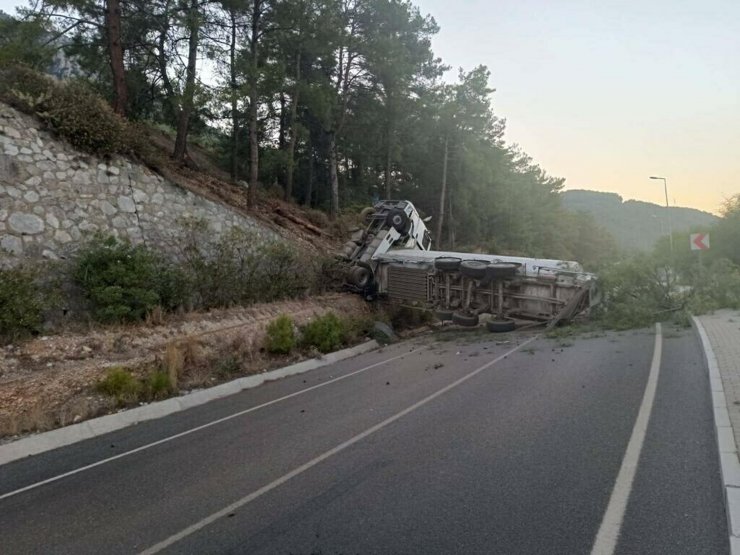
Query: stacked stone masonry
xmin=0 ymin=103 xmax=277 ymax=264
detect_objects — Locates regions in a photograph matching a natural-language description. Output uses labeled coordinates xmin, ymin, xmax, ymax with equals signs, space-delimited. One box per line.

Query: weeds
xmin=265 ymin=315 xmax=296 ymax=354
xmin=96 ymin=367 xmax=142 ymax=405
xmin=301 ymin=312 xmax=345 ymax=353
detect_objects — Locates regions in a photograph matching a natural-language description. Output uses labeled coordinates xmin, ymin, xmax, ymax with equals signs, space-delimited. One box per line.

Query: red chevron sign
xmin=690 ymin=233 xmax=710 ymax=251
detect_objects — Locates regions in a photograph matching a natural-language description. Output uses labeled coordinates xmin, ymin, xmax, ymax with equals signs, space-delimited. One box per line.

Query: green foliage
xmin=143 ymin=370 xmax=175 ymax=400
xmin=96 ymin=367 xmax=142 ymax=405
xmin=215 ymin=355 xmax=241 ymax=378
xmin=0 ymin=266 xmax=46 ymax=342
xmin=73 ymin=236 xmax=185 ymax=323
xmin=594 ymin=255 xmax=674 ymax=330
xmin=265 ymin=314 xmax=296 ymax=354
xmin=0 ymin=16 xmax=54 ymax=69
xmin=179 ymin=222 xmax=310 ymax=309
xmin=300 ymin=312 xmax=346 ymax=353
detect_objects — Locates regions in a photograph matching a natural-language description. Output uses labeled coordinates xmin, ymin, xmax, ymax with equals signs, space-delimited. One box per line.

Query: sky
xmin=2 ymin=0 xmax=738 ymax=214
xmin=412 ymin=0 xmax=739 ymax=214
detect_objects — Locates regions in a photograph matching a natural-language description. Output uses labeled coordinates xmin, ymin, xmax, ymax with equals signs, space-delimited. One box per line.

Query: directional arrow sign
xmin=690 ymin=233 xmax=710 ymax=251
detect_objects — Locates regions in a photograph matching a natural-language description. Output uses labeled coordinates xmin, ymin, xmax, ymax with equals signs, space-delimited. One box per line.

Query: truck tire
xmin=348 ymin=265 xmax=371 ymax=288
xmin=460 ymin=260 xmax=488 ymax=280
xmin=487 ymin=319 xmax=515 ymax=333
xmin=486 ymin=262 xmax=519 ymax=280
xmin=359 ymin=206 xmax=375 ymax=223
xmin=435 ymin=309 xmax=454 ymax=321
xmin=386 ymin=209 xmax=410 ymax=234
xmin=452 ymin=312 xmax=479 ymax=327
xmin=434 ymin=257 xmax=462 ymax=272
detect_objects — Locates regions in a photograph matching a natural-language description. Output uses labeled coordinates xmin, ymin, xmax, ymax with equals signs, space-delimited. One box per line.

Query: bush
xmin=301 ymin=312 xmax=346 ymax=353
xmin=74 ymin=235 xmax=186 ymax=323
xmin=0 ymin=266 xmax=46 ymax=342
xmin=178 ymin=223 xmax=310 ymax=309
xmin=96 ymin=367 xmax=142 ymax=405
xmin=265 ymin=314 xmax=296 ymax=354
xmin=143 ymin=370 xmax=174 ymax=401
xmin=0 ymin=65 xmax=152 ymax=159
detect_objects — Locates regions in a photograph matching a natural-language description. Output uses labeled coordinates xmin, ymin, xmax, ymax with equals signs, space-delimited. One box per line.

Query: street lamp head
xmin=649 ymin=176 xmax=665 ymax=180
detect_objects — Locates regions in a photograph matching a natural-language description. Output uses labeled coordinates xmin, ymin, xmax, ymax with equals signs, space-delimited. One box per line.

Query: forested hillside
xmin=2 ymin=1 xmax=617 ymax=266
xmin=561 ymin=190 xmax=718 ymax=252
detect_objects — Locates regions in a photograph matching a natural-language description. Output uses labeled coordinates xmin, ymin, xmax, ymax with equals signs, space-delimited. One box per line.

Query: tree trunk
xmin=247 ymin=0 xmax=262 ymax=209
xmin=384 ymin=125 xmax=392 ymax=199
xmin=156 ymin=0 xmax=178 ymax=124
xmin=305 ymin=140 xmax=313 ymax=207
xmin=173 ymin=0 xmax=199 ymax=162
xmin=278 ymin=93 xmax=287 ymax=151
xmin=285 ymin=50 xmax=300 ymax=202
xmin=448 ymin=186 xmax=455 ymax=248
xmin=229 ymin=8 xmax=238 ymax=182
xmin=105 ymin=0 xmax=127 ymax=117
xmin=435 ymin=135 xmax=449 ymax=246
xmin=328 ymin=132 xmax=339 ymax=219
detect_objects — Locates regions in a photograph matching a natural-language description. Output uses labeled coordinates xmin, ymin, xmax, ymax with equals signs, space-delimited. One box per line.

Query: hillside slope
xmin=561 ymin=190 xmax=718 ymax=251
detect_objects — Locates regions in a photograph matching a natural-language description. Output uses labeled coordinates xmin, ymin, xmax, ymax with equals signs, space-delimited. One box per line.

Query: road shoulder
xmin=694 ymin=310 xmax=740 ymax=555
xmin=0 ymin=339 xmax=379 ymax=466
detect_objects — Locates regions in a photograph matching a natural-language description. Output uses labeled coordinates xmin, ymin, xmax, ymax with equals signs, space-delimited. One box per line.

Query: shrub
xmin=0 ymin=266 xmax=46 ymax=342
xmin=143 ymin=370 xmax=174 ymax=401
xmin=178 ymin=223 xmax=310 ymax=309
xmin=265 ymin=314 xmax=296 ymax=354
xmin=74 ymin=236 xmax=186 ymax=323
xmin=96 ymin=367 xmax=142 ymax=405
xmin=301 ymin=312 xmax=346 ymax=353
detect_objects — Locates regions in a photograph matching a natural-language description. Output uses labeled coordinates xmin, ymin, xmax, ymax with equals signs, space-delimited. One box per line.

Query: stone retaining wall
xmin=0 ymin=103 xmax=276 ymax=265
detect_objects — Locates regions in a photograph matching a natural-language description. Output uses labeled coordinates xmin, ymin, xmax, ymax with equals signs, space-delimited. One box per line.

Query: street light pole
xmin=650 ymin=176 xmax=674 ymax=256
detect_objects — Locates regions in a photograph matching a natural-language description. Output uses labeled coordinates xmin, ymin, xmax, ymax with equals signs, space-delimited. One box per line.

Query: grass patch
xmin=265 ymin=314 xmax=296 ymax=355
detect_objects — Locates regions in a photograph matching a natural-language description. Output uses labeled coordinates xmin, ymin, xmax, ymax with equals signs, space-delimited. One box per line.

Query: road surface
xmin=0 ymin=325 xmax=728 ymax=554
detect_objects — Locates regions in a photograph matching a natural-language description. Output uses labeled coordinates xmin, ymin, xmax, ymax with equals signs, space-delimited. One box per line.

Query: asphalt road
xmin=0 ymin=325 xmax=728 ymax=554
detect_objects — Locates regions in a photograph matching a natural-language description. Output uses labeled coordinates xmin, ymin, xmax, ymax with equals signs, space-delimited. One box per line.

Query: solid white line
xmin=0 ymin=348 xmax=417 ymax=502
xmin=591 ymin=323 xmax=663 ymax=555
xmin=139 ymin=335 xmax=539 ymax=554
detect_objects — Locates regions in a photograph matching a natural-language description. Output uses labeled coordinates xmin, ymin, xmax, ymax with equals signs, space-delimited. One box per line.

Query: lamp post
xmin=650 ymin=176 xmax=674 ymax=256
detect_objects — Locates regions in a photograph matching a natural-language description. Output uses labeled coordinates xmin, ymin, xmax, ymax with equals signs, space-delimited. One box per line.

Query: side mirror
xmin=422 ymin=216 xmax=432 ymax=223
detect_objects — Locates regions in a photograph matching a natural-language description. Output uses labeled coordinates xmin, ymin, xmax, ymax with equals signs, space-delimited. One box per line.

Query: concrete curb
xmin=692 ymin=316 xmax=740 ymax=555
xmin=0 ymin=340 xmax=379 ymax=467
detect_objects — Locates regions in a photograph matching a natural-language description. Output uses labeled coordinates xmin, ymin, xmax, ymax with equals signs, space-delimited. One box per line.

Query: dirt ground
xmin=0 ymin=293 xmax=373 ymax=440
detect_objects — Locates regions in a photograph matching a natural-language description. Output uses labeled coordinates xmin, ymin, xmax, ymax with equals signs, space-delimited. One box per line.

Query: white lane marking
xmin=0 ymin=348 xmax=419 ymax=502
xmin=591 ymin=323 xmax=663 ymax=555
xmin=139 ymin=335 xmax=539 ymax=554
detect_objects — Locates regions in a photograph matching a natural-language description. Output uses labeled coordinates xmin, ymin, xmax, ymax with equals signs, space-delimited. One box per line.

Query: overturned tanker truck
xmin=339 ymin=200 xmax=598 ymax=331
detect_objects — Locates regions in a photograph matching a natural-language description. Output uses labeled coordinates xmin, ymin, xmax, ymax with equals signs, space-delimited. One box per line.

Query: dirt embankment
xmin=0 ymin=293 xmax=372 ymax=439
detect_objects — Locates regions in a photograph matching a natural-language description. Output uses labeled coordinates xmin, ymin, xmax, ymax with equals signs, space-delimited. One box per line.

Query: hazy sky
xmin=414 ymin=0 xmax=739 ymax=214
xmin=2 ymin=0 xmax=737 ymax=213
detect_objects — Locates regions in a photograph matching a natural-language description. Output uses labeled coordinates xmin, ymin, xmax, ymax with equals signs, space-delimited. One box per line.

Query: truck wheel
xmin=460 ymin=260 xmax=488 ymax=280
xmin=359 ymin=206 xmax=375 ymax=223
xmin=348 ymin=265 xmax=371 ymax=288
xmin=487 ymin=319 xmax=515 ymax=333
xmin=434 ymin=257 xmax=462 ymax=272
xmin=386 ymin=209 xmax=410 ymax=234
xmin=435 ymin=309 xmax=454 ymax=321
xmin=486 ymin=262 xmax=519 ymax=280
xmin=452 ymin=312 xmax=479 ymax=327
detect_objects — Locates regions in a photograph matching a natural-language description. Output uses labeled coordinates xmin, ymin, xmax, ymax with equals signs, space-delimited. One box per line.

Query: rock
xmin=372 ymin=321 xmax=398 ymax=344
xmin=23 ymin=191 xmax=39 ymax=203
xmin=0 ymin=210 xmax=7 ymax=221
xmin=117 ymin=195 xmax=136 ymax=213
xmin=5 ymin=186 xmax=20 ymax=199
xmin=3 ymin=126 xmax=21 ymax=139
xmin=0 ymin=235 xmax=22 ymax=255
xmin=46 ymin=214 xmax=60 ymax=229
xmin=100 ymin=200 xmax=117 ymax=216
xmin=42 ymin=249 xmax=59 ymax=260
xmin=107 ymin=165 xmax=120 ymax=176
xmin=54 ymin=230 xmax=72 ymax=243
xmin=151 ymin=192 xmax=164 ymax=205
xmin=8 ymin=212 xmax=44 ymax=234
xmin=3 ymin=145 xmax=18 ymax=156
xmin=25 ymin=175 xmax=41 ymax=187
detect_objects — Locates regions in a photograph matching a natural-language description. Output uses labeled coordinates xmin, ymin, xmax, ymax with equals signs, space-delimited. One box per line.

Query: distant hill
xmin=561 ymin=190 xmax=718 ymax=252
